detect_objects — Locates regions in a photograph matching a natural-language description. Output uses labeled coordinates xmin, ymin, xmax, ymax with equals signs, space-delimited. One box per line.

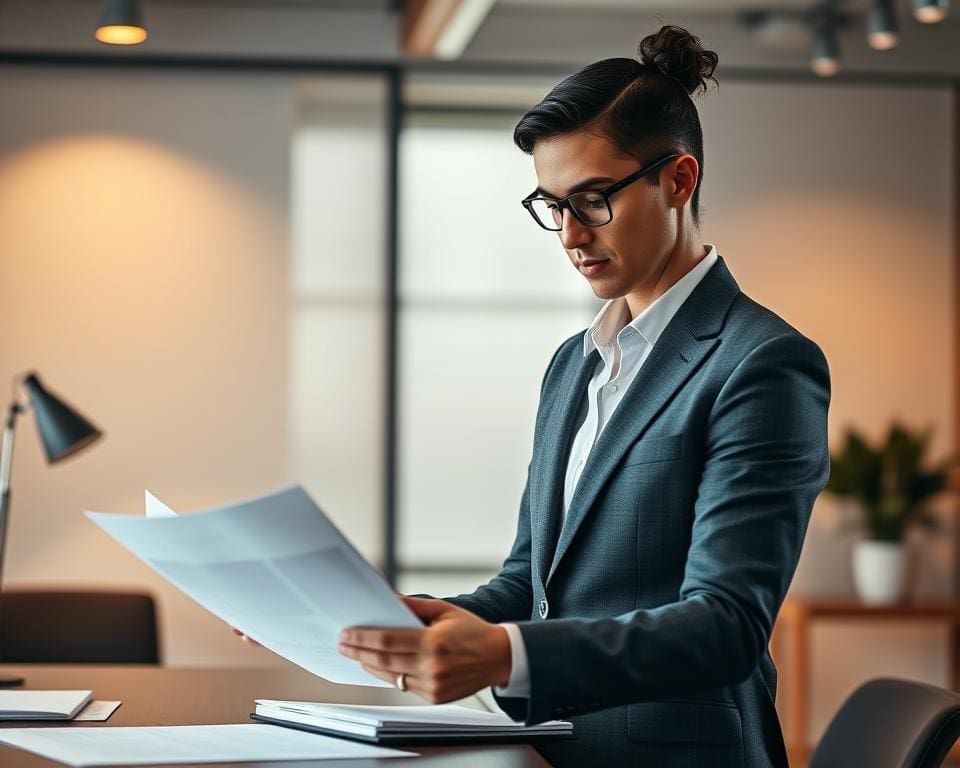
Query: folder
xmin=0 ymin=690 xmax=92 ymax=720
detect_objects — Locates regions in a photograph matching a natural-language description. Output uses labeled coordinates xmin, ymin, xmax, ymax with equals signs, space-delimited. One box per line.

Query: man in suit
xmin=339 ymin=27 xmax=829 ymax=768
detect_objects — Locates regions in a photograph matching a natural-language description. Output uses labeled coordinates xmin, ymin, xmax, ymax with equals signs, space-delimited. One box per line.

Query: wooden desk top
xmin=780 ymin=597 xmax=960 ymax=620
xmin=0 ymin=666 xmax=552 ymax=768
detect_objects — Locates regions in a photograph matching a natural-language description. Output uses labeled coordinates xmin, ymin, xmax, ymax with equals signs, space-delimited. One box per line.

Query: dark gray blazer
xmin=445 ymin=255 xmax=830 ymax=768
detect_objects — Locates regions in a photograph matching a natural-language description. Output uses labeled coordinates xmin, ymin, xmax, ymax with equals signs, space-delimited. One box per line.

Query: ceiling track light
xmin=867 ymin=0 xmax=899 ymax=50
xmin=913 ymin=0 xmax=950 ymax=23
xmin=95 ymin=0 xmax=148 ymax=46
xmin=811 ymin=22 xmax=841 ymax=77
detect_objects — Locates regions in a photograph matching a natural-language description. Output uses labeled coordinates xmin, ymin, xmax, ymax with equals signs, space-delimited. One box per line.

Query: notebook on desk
xmin=0 ymin=690 xmax=92 ymax=720
xmin=251 ymin=700 xmax=574 ymax=745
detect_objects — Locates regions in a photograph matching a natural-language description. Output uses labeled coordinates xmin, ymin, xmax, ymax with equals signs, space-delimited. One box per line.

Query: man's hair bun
xmin=637 ymin=25 xmax=719 ymax=96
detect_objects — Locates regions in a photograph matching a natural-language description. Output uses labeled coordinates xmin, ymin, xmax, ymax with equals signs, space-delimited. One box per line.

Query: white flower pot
xmin=852 ymin=540 xmax=908 ymax=605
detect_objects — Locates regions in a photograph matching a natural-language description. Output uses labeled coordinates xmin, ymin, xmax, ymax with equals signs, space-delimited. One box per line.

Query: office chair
xmin=0 ymin=590 xmax=160 ymax=664
xmin=809 ymin=677 xmax=960 ymax=768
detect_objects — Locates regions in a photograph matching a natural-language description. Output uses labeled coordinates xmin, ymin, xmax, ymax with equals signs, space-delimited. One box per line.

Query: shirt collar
xmin=582 ymin=244 xmax=719 ymax=358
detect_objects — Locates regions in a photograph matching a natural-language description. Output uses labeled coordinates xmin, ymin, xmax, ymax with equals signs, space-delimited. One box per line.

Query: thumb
xmin=401 ymin=595 xmax=456 ymax=623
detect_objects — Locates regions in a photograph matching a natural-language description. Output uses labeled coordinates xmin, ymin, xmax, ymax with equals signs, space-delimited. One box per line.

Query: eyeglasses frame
xmin=521 ymin=152 xmax=681 ymax=231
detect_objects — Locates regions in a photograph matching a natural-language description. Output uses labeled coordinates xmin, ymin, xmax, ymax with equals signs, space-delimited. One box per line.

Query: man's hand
xmin=338 ymin=596 xmax=512 ymax=704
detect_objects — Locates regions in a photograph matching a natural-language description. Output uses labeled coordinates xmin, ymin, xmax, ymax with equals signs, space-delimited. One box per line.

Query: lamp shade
xmin=811 ymin=24 xmax=841 ymax=77
xmin=21 ymin=373 xmax=102 ymax=464
xmin=913 ymin=0 xmax=950 ymax=23
xmin=868 ymin=0 xmax=900 ymax=50
xmin=95 ymin=0 xmax=148 ymax=45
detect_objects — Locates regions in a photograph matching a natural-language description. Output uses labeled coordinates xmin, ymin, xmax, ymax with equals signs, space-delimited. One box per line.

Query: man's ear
xmin=666 ymin=154 xmax=699 ymax=211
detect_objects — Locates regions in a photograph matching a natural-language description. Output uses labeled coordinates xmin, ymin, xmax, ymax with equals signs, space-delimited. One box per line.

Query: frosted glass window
xmin=397 ymin=110 xmax=597 ymax=572
xmin=398 ymin=571 xmax=500 ymax=601
xmin=398 ymin=307 xmax=591 ymax=566
xmin=399 ymin=112 xmax=595 ymax=304
xmin=289 ymin=76 xmax=387 ymax=565
xmin=292 ymin=78 xmax=387 ymax=300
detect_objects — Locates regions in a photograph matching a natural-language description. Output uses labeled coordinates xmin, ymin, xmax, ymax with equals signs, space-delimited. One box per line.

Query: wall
xmin=0 ymin=65 xmax=297 ymax=666
xmin=698 ymin=81 xmax=955 ymax=740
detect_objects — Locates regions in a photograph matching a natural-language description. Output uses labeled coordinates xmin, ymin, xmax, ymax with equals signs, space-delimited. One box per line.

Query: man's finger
xmin=359 ymin=664 xmax=428 ymax=700
xmin=358 ymin=663 xmax=401 ymax=687
xmin=340 ymin=627 xmax=423 ymax=652
xmin=339 ymin=644 xmax=419 ymax=674
xmin=401 ymin=596 xmax=454 ymax=623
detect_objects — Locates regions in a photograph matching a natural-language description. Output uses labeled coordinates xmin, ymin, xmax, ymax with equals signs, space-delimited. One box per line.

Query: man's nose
xmin=558 ymin=208 xmax=593 ymax=251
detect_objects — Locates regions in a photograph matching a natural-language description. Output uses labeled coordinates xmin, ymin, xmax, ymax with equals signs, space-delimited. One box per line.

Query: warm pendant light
xmin=913 ymin=0 xmax=950 ymax=23
xmin=95 ymin=0 xmax=148 ymax=45
xmin=867 ymin=0 xmax=900 ymax=50
xmin=811 ymin=24 xmax=841 ymax=77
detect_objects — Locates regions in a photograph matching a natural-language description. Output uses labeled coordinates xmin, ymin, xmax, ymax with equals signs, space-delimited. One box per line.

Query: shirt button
xmin=538 ymin=598 xmax=549 ymax=619
xmin=610 ymin=383 xmax=618 ymax=392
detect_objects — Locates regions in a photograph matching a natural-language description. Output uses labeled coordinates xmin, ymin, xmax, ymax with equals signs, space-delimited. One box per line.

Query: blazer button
xmin=538 ymin=598 xmax=549 ymax=619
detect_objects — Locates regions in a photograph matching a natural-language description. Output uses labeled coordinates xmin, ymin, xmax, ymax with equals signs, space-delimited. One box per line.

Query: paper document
xmin=75 ymin=701 xmax=122 ymax=722
xmin=0 ymin=690 xmax=92 ymax=720
xmin=255 ymin=700 xmax=574 ymax=741
xmin=0 ymin=724 xmax=414 ymax=766
xmin=86 ymin=485 xmax=421 ymax=687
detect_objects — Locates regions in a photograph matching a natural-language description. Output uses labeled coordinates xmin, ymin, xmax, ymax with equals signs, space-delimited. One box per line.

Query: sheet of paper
xmin=0 ymin=723 xmax=415 ymax=766
xmin=86 ymin=485 xmax=422 ymax=687
xmin=75 ymin=701 xmax=122 ymax=721
xmin=144 ymin=490 xmax=176 ymax=518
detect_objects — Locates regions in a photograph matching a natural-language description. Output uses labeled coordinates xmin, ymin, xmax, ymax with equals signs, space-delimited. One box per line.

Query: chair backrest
xmin=0 ymin=590 xmax=160 ymax=664
xmin=810 ymin=677 xmax=960 ymax=768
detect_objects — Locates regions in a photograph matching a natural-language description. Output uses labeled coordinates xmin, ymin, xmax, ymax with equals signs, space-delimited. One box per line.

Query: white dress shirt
xmin=495 ymin=245 xmax=719 ymax=699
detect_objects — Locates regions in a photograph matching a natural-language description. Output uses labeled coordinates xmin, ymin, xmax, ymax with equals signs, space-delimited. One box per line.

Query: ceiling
xmin=1 ymin=0 xmax=957 ymax=77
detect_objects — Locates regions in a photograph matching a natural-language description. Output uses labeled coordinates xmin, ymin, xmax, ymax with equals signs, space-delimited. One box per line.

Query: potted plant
xmin=825 ymin=422 xmax=950 ymax=604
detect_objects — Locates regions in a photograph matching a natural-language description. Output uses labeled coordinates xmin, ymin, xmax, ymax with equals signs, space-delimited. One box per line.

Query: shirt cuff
xmin=493 ymin=622 xmax=530 ymax=698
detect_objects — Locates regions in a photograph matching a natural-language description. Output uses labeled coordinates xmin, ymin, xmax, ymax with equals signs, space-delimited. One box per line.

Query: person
xmin=335 ymin=24 xmax=830 ymax=768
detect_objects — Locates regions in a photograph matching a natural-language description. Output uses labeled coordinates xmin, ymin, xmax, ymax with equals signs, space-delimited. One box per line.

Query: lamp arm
xmin=0 ymin=400 xmax=26 ymax=685
xmin=0 ymin=401 xmax=24 ymax=498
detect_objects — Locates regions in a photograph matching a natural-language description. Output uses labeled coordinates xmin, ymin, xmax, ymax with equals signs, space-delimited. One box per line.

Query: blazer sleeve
xmin=510 ymin=332 xmax=831 ymax=724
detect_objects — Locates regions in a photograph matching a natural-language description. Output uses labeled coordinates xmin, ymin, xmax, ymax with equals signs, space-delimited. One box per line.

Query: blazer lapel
xmin=530 ymin=345 xmax=600 ymax=588
xmin=545 ymin=255 xmax=741 ymax=586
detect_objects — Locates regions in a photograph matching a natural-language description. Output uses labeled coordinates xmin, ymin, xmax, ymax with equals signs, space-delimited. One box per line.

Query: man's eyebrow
xmin=535 ymin=176 xmax=616 ymax=199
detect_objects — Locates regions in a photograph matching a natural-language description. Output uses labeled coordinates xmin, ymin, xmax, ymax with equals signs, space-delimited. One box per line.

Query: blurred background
xmin=0 ymin=0 xmax=957 ymax=762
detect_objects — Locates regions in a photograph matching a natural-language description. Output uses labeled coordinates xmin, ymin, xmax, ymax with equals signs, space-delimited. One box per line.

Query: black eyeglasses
xmin=521 ymin=153 xmax=679 ymax=231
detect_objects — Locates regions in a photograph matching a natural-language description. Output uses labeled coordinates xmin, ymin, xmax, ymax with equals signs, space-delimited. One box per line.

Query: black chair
xmin=810 ymin=677 xmax=960 ymax=768
xmin=0 ymin=590 xmax=160 ymax=664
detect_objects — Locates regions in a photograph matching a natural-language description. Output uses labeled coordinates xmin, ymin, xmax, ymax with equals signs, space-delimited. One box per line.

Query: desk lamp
xmin=0 ymin=372 xmax=103 ymax=686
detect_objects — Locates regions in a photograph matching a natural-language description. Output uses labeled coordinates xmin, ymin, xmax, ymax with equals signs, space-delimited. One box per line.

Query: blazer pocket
xmin=622 ymin=433 xmax=683 ymax=467
xmin=627 ymin=700 xmax=742 ymax=745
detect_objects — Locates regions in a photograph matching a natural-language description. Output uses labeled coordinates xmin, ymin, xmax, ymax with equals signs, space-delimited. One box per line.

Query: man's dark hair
xmin=513 ymin=25 xmax=719 ymax=226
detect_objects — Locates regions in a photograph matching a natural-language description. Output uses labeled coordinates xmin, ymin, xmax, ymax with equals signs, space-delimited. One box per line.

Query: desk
xmin=773 ymin=597 xmax=960 ymax=765
xmin=0 ymin=665 xmax=552 ymax=768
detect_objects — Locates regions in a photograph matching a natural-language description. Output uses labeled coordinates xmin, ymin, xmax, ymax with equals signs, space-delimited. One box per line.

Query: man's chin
xmin=586 ymin=279 xmax=625 ymax=302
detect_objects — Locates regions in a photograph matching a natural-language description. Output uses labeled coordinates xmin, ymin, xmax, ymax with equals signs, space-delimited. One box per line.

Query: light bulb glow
xmin=868 ymin=30 xmax=899 ymax=50
xmin=913 ymin=0 xmax=949 ymax=23
xmin=95 ymin=24 xmax=147 ymax=44
xmin=915 ymin=6 xmax=947 ymax=21
xmin=812 ymin=56 xmax=841 ymax=77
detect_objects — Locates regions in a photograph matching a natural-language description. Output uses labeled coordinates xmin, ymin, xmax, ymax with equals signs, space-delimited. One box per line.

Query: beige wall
xmin=0 ymin=66 xmax=296 ymax=667
xmin=699 ymin=81 xmax=955 ymax=741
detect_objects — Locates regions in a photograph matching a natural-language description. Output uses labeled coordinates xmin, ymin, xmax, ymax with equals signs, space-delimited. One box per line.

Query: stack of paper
xmin=0 ymin=690 xmax=91 ymax=720
xmin=253 ymin=701 xmax=574 ymax=744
